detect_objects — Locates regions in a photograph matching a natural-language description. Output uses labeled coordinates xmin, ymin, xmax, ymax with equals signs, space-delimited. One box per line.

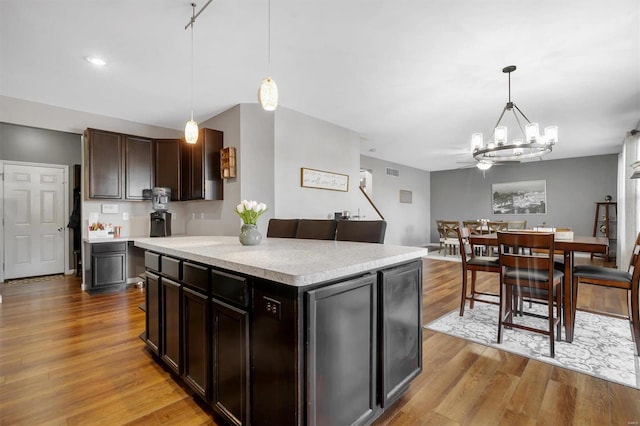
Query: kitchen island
xmin=134 ymin=236 xmax=427 ymax=426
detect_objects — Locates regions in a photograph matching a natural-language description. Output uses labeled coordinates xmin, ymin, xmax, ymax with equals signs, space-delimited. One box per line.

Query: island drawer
xmin=145 ymin=252 xmax=161 ymax=272
xmin=92 ymin=241 xmax=126 ymax=253
xmin=211 ymin=270 xmax=248 ymax=307
xmin=183 ymin=261 xmax=209 ymax=293
xmin=161 ymin=256 xmax=182 ymax=281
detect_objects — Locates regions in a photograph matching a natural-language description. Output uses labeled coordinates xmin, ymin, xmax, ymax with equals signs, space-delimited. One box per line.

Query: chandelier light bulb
xmin=544 ymin=126 xmax=558 ymax=145
xmin=259 ymin=76 xmax=278 ymax=111
xmin=185 ymin=119 xmax=199 ymax=144
xmin=477 ymin=162 xmax=492 ymax=171
xmin=494 ymin=126 xmax=507 ymax=145
xmin=471 ymin=133 xmax=483 ymax=151
xmin=525 ymin=123 xmax=540 ymax=142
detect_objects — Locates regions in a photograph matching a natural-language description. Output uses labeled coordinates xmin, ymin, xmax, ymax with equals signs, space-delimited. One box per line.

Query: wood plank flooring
xmin=1 ymin=257 xmax=639 ymax=425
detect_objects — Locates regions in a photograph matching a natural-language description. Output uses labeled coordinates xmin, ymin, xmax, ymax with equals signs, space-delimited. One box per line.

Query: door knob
xmin=58 ymin=227 xmax=64 ymax=232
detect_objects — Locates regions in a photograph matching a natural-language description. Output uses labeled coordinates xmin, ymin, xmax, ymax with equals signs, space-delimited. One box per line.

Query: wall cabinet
xmin=84 ymin=241 xmax=127 ymax=294
xmin=154 ymin=139 xmax=182 ymax=201
xmin=86 ymin=129 xmax=122 ymax=199
xmin=181 ymin=128 xmax=224 ymax=201
xmin=125 ymin=135 xmax=154 ymax=200
xmin=85 ymin=128 xmax=153 ymax=200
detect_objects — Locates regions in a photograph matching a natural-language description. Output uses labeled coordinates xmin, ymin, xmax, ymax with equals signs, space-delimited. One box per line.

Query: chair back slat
xmin=497 ymin=232 xmax=555 ymax=273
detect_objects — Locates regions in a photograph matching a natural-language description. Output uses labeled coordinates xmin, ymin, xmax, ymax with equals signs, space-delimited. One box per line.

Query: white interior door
xmin=4 ymin=163 xmax=65 ymax=279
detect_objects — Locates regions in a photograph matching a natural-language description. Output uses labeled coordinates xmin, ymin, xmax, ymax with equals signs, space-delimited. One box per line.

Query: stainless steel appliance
xmin=150 ymin=187 xmax=172 ymax=237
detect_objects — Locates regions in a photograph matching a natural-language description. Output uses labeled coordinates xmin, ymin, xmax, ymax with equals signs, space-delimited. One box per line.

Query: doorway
xmin=3 ymin=161 xmax=68 ymax=280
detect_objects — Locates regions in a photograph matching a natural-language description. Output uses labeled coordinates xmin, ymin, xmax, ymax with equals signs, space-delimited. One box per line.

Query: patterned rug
xmin=425 ymin=300 xmax=640 ymax=389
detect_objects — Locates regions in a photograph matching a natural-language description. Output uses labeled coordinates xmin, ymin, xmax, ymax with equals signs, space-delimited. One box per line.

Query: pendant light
xmin=184 ymin=2 xmax=212 ymax=144
xmin=259 ymin=0 xmax=278 ymax=111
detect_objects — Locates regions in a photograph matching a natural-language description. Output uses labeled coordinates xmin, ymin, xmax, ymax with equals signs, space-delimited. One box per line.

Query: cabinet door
xmin=379 ymin=261 xmax=422 ymax=407
xmin=87 ymin=129 xmax=122 ymax=199
xmin=92 ymin=252 xmax=126 ymax=287
xmin=125 ymin=135 xmax=154 ymax=200
xmin=145 ymin=272 xmax=162 ymax=355
xmin=180 ymin=128 xmax=223 ymax=201
xmin=155 ymin=139 xmax=181 ymax=201
xmin=211 ymin=298 xmax=250 ymax=426
xmin=162 ymin=278 xmax=182 ymax=374
xmin=306 ymin=274 xmax=379 ymax=426
xmin=183 ymin=287 xmax=210 ymax=400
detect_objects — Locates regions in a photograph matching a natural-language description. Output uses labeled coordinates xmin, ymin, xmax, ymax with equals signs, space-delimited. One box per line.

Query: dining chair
xmin=457 ymin=227 xmax=500 ymax=316
xmin=435 ymin=219 xmax=445 ymax=252
xmin=571 ymin=231 xmax=640 ymax=355
xmin=463 ymin=220 xmax=486 ymax=255
xmin=295 ymin=219 xmax=338 ymax=240
xmin=497 ymin=231 xmax=564 ymax=357
xmin=486 ymin=221 xmax=508 ymax=255
xmin=441 ymin=220 xmax=460 ymax=255
xmin=335 ymin=220 xmax=387 ymax=243
xmin=507 ymin=220 xmax=527 ymax=230
xmin=267 ymin=218 xmax=300 ymax=238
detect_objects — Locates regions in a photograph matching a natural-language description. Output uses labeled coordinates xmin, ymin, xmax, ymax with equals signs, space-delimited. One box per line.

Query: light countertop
xmin=133 ymin=236 xmax=428 ymax=287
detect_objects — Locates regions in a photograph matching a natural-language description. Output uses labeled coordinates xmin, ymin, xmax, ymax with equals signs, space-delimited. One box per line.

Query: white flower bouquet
xmin=235 ymin=200 xmax=268 ymax=225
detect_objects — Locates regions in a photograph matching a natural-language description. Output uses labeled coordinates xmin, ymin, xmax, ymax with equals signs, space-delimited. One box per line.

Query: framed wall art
xmin=301 ymin=167 xmax=349 ymax=192
xmin=492 ymin=180 xmax=547 ymax=214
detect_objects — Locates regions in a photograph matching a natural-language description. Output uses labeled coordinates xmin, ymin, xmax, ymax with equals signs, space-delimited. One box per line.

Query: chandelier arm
xmin=510 ymin=108 xmax=526 ymax=138
xmin=512 ymin=103 xmax=532 ymax=124
xmin=491 ymin=105 xmax=510 ymax=134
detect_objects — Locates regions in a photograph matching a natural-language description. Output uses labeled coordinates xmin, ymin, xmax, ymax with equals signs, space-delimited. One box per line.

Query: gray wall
xmin=360 ymin=155 xmax=430 ymax=246
xmin=1 ymin=122 xmax=83 ymax=269
xmin=430 ymin=154 xmax=618 ymax=243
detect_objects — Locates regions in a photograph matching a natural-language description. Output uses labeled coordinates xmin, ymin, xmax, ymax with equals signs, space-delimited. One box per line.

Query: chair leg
xmin=548 ymin=285 xmax=555 ymax=358
xmin=470 ymin=271 xmax=477 ymax=309
xmin=460 ymin=269 xmax=468 ymax=316
xmin=572 ymin=276 xmax=579 ymax=339
xmin=497 ymin=281 xmax=505 ymax=344
xmin=630 ymin=287 xmax=640 ymax=356
xmin=556 ymin=282 xmax=562 ymax=342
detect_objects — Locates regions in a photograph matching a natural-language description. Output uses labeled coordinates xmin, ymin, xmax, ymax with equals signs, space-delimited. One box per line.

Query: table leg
xmin=563 ymin=250 xmax=574 ymax=342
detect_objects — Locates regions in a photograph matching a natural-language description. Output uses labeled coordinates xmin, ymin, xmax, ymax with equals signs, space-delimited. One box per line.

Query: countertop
xmin=133 ymin=236 xmax=428 ymax=287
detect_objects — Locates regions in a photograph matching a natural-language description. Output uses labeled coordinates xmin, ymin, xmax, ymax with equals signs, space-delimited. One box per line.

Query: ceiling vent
xmin=385 ymin=167 xmax=400 ymax=177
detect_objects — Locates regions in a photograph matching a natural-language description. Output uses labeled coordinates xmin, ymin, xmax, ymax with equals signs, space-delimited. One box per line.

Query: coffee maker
xmin=150 ymin=187 xmax=172 ymax=237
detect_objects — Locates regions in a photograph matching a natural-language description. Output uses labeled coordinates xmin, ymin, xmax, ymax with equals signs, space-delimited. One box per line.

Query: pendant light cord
xmin=190 ymin=3 xmax=195 ymax=121
xmin=268 ymin=0 xmax=271 ymax=66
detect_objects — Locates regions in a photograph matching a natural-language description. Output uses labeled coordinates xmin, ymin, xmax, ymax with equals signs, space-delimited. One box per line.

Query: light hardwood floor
xmin=1 ymin=258 xmax=639 ymax=425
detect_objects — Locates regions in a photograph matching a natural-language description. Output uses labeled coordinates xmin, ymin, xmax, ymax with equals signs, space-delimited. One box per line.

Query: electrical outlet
xmin=263 ymin=296 xmax=281 ymax=320
xmin=123 ymin=212 xmax=129 ymax=221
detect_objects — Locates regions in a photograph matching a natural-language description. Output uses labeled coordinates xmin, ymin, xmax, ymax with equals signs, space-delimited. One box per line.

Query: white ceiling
xmin=1 ymin=0 xmax=639 ymax=171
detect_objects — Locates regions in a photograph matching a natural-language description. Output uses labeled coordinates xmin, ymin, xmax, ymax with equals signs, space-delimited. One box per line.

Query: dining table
xmin=469 ymin=232 xmax=609 ymax=343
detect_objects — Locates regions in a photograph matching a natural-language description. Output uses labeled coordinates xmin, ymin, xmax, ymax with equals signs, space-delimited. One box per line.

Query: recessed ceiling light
xmin=85 ymin=56 xmax=106 ymax=66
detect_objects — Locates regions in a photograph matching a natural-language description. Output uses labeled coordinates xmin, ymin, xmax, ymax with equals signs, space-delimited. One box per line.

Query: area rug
xmin=425 ymin=300 xmax=640 ymax=389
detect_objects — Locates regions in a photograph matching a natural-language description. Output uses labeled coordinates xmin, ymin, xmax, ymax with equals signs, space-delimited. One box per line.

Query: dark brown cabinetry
xmin=86 ymin=129 xmax=123 ymax=199
xmin=84 ymin=241 xmax=127 ymax=294
xmin=182 ymin=261 xmax=211 ymax=400
xmin=379 ymin=262 xmax=422 ymax=407
xmin=154 ymin=139 xmax=182 ymax=201
xmin=125 ymin=135 xmax=154 ymax=200
xmin=145 ymin=271 xmax=161 ymax=356
xmin=181 ymin=128 xmax=224 ymax=201
xmin=211 ymin=298 xmax=250 ymax=426
xmin=162 ymin=277 xmax=182 ymax=375
xmin=306 ymin=274 xmax=380 ymax=426
xmin=85 ymin=128 xmax=153 ymax=200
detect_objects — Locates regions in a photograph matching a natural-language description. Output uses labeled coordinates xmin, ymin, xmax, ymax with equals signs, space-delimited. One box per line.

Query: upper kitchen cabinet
xmin=85 ymin=129 xmax=154 ymax=200
xmin=155 ymin=139 xmax=182 ymax=201
xmin=125 ymin=136 xmax=154 ymax=200
xmin=85 ymin=129 xmax=123 ymax=199
xmin=180 ymin=128 xmax=224 ymax=201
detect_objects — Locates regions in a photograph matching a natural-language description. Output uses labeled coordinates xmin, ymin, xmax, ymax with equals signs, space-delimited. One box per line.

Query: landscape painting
xmin=492 ymin=180 xmax=547 ymax=214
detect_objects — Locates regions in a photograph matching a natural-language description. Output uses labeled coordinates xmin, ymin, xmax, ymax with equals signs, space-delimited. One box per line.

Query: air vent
xmin=385 ymin=167 xmax=400 ymax=177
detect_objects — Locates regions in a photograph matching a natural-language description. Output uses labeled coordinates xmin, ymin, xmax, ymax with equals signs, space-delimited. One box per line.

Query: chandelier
xmin=471 ymin=66 xmax=557 ymax=170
